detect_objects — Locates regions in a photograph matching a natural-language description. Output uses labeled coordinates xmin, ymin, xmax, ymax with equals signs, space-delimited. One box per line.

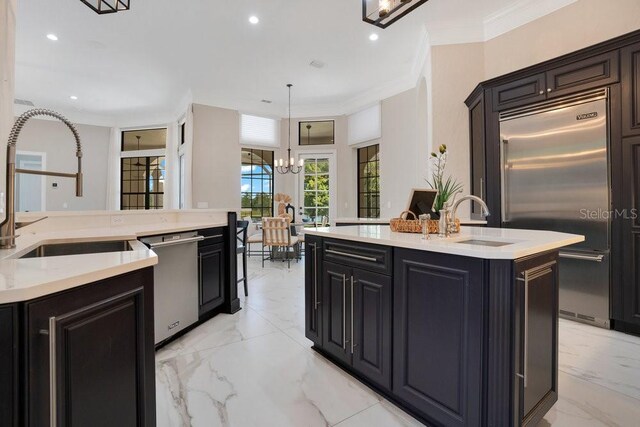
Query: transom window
xmin=241 ymin=149 xmax=274 ymax=219
xmin=357 ymin=144 xmax=380 ymax=218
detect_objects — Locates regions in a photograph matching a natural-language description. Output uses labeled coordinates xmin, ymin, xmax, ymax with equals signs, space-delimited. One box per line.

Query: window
xmin=178 ymin=153 xmax=185 ymax=209
xmin=299 ymin=120 xmax=335 ymax=145
xmin=241 ymin=149 xmax=274 ymax=219
xmin=357 ymin=144 xmax=380 ymax=218
xmin=180 ymin=122 xmax=186 ymax=145
xmin=121 ymin=129 xmax=167 ymax=210
xmin=240 ymin=114 xmax=279 ymax=146
xmin=302 ymin=157 xmax=330 ymax=223
xmin=121 ymin=156 xmax=165 ymax=209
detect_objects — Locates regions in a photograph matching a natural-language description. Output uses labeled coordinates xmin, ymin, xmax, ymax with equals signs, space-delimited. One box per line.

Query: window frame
xmin=357 ymin=144 xmax=380 ymax=219
xmin=120 ymin=156 xmax=166 ymax=210
xmin=241 ymin=148 xmax=274 ymax=220
xmin=298 ymin=120 xmax=335 ymax=146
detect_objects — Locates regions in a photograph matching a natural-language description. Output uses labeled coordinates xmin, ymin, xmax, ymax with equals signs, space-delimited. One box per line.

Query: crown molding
xmin=483 ymin=0 xmax=578 ymax=41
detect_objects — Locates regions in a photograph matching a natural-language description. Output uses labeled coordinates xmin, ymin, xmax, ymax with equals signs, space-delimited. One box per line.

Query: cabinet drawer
xmin=492 ymin=73 xmax=546 ymax=111
xmin=546 ymin=51 xmax=619 ymax=98
xmin=323 ymin=239 xmax=392 ymax=275
xmin=198 ymin=227 xmax=225 ymax=247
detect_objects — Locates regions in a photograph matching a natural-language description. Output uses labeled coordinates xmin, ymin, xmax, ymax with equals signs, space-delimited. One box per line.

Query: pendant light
xmin=276 ymin=84 xmax=303 ymax=175
xmin=363 ymin=0 xmax=429 ymax=29
xmin=134 ymin=135 xmax=144 ymax=168
xmin=80 ymin=0 xmax=131 ymax=15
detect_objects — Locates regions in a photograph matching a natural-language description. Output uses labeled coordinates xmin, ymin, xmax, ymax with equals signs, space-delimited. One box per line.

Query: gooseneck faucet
xmin=0 ymin=109 xmax=83 ymax=249
xmin=447 ymin=195 xmax=490 ymax=236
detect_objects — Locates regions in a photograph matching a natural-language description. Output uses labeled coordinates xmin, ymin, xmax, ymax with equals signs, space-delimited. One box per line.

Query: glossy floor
xmin=155 ymin=256 xmax=640 ymax=426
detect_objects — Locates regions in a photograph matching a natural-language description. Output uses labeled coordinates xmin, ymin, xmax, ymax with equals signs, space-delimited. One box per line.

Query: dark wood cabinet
xmin=0 ymin=305 xmax=18 ymax=426
xmin=546 ymin=51 xmax=619 ymax=98
xmin=198 ymin=242 xmax=225 ymax=316
xmin=25 ymin=268 xmax=155 ymax=427
xmin=514 ymin=253 xmax=559 ymax=426
xmin=321 ymin=261 xmax=352 ymax=365
xmin=314 ymin=241 xmax=393 ymax=390
xmin=620 ymin=136 xmax=640 ymax=327
xmin=351 ymin=268 xmax=392 ymax=390
xmin=622 ymin=42 xmax=640 ymax=136
xmin=492 ymin=73 xmax=547 ymax=111
xmin=305 ymin=236 xmax=322 ymax=346
xmin=468 ymin=89 xmax=487 ymax=220
xmin=393 ymin=249 xmax=484 ymax=427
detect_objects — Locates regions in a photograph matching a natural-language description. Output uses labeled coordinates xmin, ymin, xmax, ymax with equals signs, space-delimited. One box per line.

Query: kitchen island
xmin=0 ymin=209 xmax=237 ymax=426
xmin=304 ymin=225 xmax=583 ymax=427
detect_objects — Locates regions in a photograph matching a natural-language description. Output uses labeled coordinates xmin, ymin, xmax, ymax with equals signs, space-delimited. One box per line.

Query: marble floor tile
xmin=334 ymin=400 xmax=424 ymax=427
xmin=558 ymin=318 xmax=640 ymax=400
xmin=156 ymin=332 xmax=382 ymax=426
xmin=155 ymin=306 xmax=279 ymax=362
xmin=542 ymin=371 xmax=640 ymax=426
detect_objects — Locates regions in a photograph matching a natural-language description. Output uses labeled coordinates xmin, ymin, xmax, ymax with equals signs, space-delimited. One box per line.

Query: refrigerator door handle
xmin=559 ymin=252 xmax=604 ymax=262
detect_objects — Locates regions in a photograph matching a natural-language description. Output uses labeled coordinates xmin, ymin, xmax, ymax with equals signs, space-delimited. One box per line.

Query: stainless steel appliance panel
xmin=141 ymin=232 xmax=202 ymax=344
xmin=558 ymin=250 xmax=610 ymax=328
xmin=500 ymin=95 xmax=609 ymax=251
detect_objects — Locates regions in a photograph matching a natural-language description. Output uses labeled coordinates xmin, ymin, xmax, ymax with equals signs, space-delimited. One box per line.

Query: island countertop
xmin=0 ymin=209 xmax=232 ymax=304
xmin=304 ymin=225 xmax=584 ymax=259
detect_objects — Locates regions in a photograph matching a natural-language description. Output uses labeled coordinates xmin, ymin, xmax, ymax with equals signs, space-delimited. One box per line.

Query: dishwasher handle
xmin=148 ymin=235 xmax=204 ymax=249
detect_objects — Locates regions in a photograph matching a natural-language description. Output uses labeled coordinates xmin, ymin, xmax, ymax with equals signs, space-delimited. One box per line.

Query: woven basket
xmin=389 ymin=211 xmax=461 ymax=234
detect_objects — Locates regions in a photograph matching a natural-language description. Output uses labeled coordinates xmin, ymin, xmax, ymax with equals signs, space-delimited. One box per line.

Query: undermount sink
xmin=20 ymin=240 xmax=133 ymax=259
xmin=454 ymin=239 xmax=513 ymax=247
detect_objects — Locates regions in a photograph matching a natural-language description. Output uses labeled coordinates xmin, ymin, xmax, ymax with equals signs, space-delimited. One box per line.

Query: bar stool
xmin=236 ymin=220 xmax=249 ymax=296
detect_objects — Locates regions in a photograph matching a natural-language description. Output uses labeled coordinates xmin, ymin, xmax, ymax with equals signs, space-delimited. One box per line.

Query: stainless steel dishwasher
xmin=140 ymin=231 xmax=204 ymax=344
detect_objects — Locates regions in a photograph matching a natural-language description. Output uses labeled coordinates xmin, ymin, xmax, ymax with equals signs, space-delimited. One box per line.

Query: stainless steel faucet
xmin=0 ymin=109 xmax=83 ymax=249
xmin=447 ymin=195 xmax=490 ymax=235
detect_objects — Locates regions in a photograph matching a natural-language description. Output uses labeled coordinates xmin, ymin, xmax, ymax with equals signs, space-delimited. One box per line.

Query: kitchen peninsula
xmin=0 ymin=209 xmax=238 ymax=426
xmin=304 ymin=225 xmax=583 ymax=427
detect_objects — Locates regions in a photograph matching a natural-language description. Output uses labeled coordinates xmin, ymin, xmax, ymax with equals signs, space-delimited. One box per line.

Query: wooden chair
xmin=262 ymin=217 xmax=299 ymax=268
xmin=236 ymin=220 xmax=249 ymax=296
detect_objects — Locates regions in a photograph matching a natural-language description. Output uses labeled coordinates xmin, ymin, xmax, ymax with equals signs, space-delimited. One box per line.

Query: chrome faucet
xmin=447 ymin=195 xmax=490 ymax=235
xmin=0 ymin=109 xmax=83 ymax=249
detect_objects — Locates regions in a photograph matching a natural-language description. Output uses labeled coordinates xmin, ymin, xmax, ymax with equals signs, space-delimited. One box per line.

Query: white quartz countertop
xmin=0 ymin=213 xmax=229 ymax=304
xmin=333 ymin=217 xmax=488 ymax=225
xmin=305 ymin=225 xmax=584 ymax=260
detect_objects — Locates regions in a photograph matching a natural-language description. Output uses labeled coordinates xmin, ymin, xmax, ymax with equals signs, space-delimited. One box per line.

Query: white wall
xmin=0 ymin=0 xmax=16 ymax=222
xmin=16 ymin=119 xmax=110 ymax=211
xmin=191 ymin=103 xmax=241 ymax=210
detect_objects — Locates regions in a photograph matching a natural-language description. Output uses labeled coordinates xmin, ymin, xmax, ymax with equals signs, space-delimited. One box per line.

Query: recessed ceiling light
xmin=70 ymin=95 xmax=78 ymax=100
xmin=249 ymin=16 xmax=259 ymax=24
xmin=369 ymin=33 xmax=379 ymax=41
xmin=46 ymin=34 xmax=59 ymax=41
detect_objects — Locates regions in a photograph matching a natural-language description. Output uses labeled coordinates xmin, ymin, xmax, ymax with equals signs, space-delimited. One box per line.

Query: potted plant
xmin=426 ymin=144 xmax=463 ymax=218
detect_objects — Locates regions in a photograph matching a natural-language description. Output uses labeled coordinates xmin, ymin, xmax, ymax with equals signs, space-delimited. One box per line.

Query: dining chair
xmin=261 ymin=217 xmax=299 ymax=268
xmin=236 ymin=220 xmax=249 ymax=296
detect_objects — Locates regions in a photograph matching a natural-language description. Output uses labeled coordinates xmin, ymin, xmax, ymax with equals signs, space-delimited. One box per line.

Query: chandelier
xmin=362 ymin=0 xmax=428 ymax=29
xmin=80 ymin=0 xmax=131 ymax=15
xmin=276 ymin=84 xmax=303 ymax=175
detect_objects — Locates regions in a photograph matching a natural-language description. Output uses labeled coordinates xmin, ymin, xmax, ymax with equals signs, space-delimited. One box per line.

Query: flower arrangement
xmin=426 ymin=144 xmax=463 ymax=215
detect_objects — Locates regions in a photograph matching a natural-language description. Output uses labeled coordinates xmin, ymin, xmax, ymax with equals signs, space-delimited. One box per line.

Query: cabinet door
xmin=27 ymin=269 xmax=155 ymax=427
xmin=622 ymin=42 xmax=640 ymax=136
xmin=514 ymin=255 xmax=559 ymax=426
xmin=492 ymin=74 xmax=546 ymax=111
xmin=621 ymin=136 xmax=640 ymax=326
xmin=0 ymin=305 xmax=18 ymax=427
xmin=351 ymin=268 xmax=392 ymax=391
xmin=199 ymin=242 xmax=226 ymax=316
xmin=546 ymin=51 xmax=619 ymax=98
xmin=305 ymin=237 xmax=322 ymax=346
xmin=393 ymin=250 xmax=483 ymax=427
xmin=321 ymin=261 xmax=352 ymax=364
xmin=468 ymin=91 xmax=487 ymax=220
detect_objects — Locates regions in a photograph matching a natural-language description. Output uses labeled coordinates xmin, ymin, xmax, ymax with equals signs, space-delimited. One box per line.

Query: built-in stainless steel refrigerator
xmin=500 ymin=89 xmax=610 ymax=328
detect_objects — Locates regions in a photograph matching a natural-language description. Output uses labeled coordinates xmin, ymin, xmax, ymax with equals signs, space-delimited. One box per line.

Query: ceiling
xmin=15 ymin=0 xmax=576 ymax=126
